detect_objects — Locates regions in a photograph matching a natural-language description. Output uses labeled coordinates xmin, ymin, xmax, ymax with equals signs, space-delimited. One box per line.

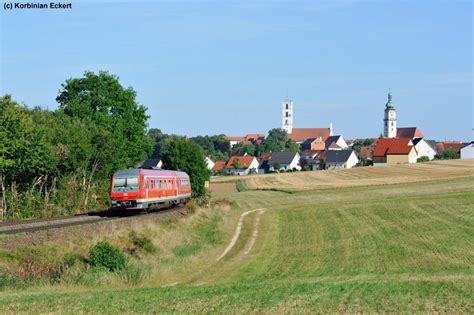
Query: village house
xmin=140 ymin=158 xmax=162 ymax=169
xmin=324 ymin=150 xmax=359 ymax=169
xmin=412 ymin=138 xmax=436 ymax=160
xmin=396 ymin=127 xmax=424 ymax=139
xmin=310 ymin=151 xmax=329 ymax=171
xmin=225 ymin=133 xmax=265 ymax=147
xmin=460 ymin=142 xmax=474 ymax=159
xmin=266 ymin=152 xmax=301 ymax=172
xmin=224 ymin=136 xmax=246 ymax=148
xmin=300 ymin=137 xmax=325 ymax=151
xmin=212 ymin=161 xmax=226 ymax=173
xmin=257 ymin=152 xmax=272 ymax=174
xmin=225 ymin=156 xmax=259 ymax=175
xmin=245 ymin=134 xmax=265 ymax=145
xmin=373 ymin=138 xmax=418 ymax=165
xmin=288 ymin=128 xmax=332 ymax=144
xmin=325 ymin=135 xmax=348 ymax=149
xmin=300 ymin=150 xmax=324 ymax=169
xmin=327 ymin=142 xmax=343 ymax=150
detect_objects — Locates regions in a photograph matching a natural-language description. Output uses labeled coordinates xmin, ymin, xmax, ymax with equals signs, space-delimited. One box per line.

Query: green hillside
xmin=1 ymin=160 xmax=473 ymax=313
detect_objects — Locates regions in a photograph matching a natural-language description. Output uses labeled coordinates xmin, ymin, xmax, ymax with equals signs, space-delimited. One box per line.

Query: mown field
xmin=212 ymin=158 xmax=474 ymax=191
xmin=1 ymin=160 xmax=473 ymax=313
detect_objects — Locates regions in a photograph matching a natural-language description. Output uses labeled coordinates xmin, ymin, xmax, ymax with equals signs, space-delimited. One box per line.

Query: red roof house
xmin=289 ymin=128 xmax=331 ymax=143
xmin=300 ymin=137 xmax=326 ymax=151
xmin=245 ymin=134 xmax=265 ymax=141
xmin=225 ymin=156 xmax=259 ymax=175
xmin=212 ymin=161 xmax=226 ymax=172
xmin=373 ymin=138 xmax=418 ymax=165
xmin=396 ymin=127 xmax=424 ymax=139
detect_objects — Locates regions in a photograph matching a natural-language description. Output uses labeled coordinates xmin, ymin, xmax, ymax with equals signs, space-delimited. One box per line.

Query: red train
xmin=110 ymin=168 xmax=191 ymax=210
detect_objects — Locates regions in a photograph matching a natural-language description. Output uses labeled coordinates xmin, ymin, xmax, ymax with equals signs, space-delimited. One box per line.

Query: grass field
xmin=1 ymin=160 xmax=473 ymax=313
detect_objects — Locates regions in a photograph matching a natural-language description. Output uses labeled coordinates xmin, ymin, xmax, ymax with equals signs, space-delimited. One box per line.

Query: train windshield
xmin=113 ymin=177 xmax=139 ymax=192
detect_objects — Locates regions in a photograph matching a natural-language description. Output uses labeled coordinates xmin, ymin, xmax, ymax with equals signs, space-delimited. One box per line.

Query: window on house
xmin=286 ymin=112 xmax=289 ymax=117
xmin=286 ymin=104 xmax=289 ymax=110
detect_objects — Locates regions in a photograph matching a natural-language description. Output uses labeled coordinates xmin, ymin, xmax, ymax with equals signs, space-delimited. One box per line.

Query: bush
xmin=89 ymin=241 xmax=128 ymax=272
xmin=235 ymin=180 xmax=247 ymax=192
xmin=442 ymin=149 xmax=458 ymax=159
xmin=417 ymin=156 xmax=430 ymax=163
xmin=129 ymin=231 xmax=157 ymax=254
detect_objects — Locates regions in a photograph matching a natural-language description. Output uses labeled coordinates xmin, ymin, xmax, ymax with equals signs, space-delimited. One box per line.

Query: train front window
xmin=113 ymin=177 xmax=139 ymax=192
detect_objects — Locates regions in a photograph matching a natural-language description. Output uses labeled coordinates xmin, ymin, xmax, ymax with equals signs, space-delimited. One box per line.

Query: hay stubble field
xmin=1 ymin=159 xmax=473 ymax=313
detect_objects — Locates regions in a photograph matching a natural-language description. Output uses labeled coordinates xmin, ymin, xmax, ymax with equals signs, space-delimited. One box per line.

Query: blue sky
xmin=1 ymin=1 xmax=472 ymax=141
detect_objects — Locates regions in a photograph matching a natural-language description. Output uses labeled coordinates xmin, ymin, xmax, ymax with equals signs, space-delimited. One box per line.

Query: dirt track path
xmin=216 ymin=208 xmax=266 ymax=261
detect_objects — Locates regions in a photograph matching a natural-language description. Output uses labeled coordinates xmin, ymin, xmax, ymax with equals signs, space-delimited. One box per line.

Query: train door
xmin=144 ymin=176 xmax=149 ymax=200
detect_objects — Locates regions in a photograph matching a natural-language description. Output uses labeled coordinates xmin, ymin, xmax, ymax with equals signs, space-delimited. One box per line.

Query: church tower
xmin=383 ymin=91 xmax=397 ymax=138
xmin=282 ymin=98 xmax=293 ymax=134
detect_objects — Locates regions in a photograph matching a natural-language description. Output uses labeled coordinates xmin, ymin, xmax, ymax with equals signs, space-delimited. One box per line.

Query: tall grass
xmin=3 ymin=176 xmax=110 ymax=221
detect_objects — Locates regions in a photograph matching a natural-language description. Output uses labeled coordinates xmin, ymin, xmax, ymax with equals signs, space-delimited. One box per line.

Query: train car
xmin=110 ymin=168 xmax=191 ymax=210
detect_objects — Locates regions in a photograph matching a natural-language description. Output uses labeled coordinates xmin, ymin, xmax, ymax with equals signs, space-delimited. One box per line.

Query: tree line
xmin=0 ymin=71 xmax=210 ymax=221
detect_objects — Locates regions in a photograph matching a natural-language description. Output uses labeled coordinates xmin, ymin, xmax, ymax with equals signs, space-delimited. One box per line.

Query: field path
xmin=216 ymin=208 xmax=266 ymax=261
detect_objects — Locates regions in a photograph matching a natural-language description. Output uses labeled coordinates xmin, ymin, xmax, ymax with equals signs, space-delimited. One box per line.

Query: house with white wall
xmin=412 ymin=138 xmax=436 ymax=160
xmin=324 ymin=150 xmax=359 ymax=169
xmin=224 ymin=136 xmax=246 ymax=148
xmin=225 ymin=156 xmax=259 ymax=175
xmin=461 ymin=142 xmax=474 ymax=159
xmin=267 ymin=152 xmax=301 ymax=171
xmin=325 ymin=135 xmax=348 ymax=149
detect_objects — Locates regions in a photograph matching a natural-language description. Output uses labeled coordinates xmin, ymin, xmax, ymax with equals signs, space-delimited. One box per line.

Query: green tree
xmin=56 ymin=71 xmax=152 ymax=170
xmin=259 ymin=128 xmax=299 ymax=154
xmin=0 ymin=96 xmax=55 ymax=185
xmin=211 ymin=151 xmax=228 ymax=162
xmin=232 ymin=158 xmax=241 ymax=169
xmin=231 ymin=143 xmax=255 ymax=156
xmin=0 ymin=96 xmax=57 ymax=219
xmin=147 ymin=128 xmax=170 ymax=159
xmin=352 ymin=138 xmax=374 ymax=152
xmin=190 ymin=135 xmax=231 ymax=161
xmin=160 ymin=136 xmax=210 ymax=197
xmin=442 ymin=149 xmax=458 ymax=159
xmin=285 ymin=139 xmax=299 ymax=152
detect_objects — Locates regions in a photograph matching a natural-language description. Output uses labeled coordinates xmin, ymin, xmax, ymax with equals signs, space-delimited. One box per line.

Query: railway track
xmin=0 ymin=206 xmax=186 ymax=235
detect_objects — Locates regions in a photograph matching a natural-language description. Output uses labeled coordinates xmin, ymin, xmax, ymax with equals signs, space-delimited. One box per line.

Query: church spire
xmin=386 ymin=89 xmax=394 ymax=109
